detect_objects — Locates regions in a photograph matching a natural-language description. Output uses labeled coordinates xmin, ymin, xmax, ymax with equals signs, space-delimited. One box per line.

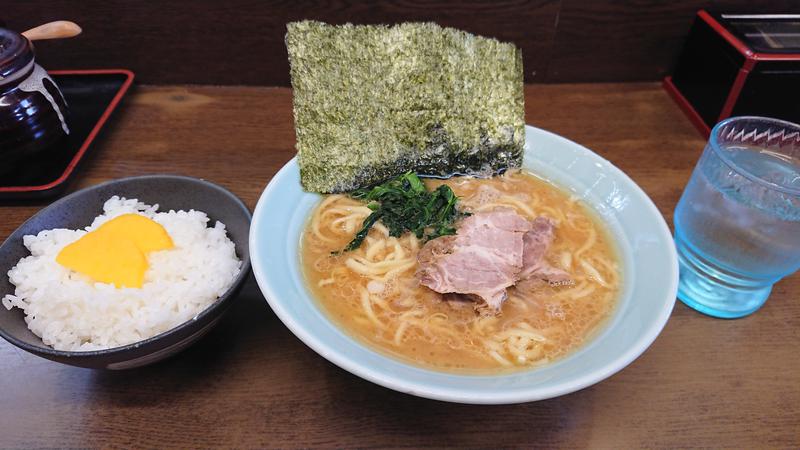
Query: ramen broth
xmin=302 ymin=170 xmax=621 ymax=373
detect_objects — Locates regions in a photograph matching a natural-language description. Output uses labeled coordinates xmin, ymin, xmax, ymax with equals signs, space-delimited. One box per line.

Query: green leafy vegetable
xmin=340 ymin=172 xmax=463 ymax=252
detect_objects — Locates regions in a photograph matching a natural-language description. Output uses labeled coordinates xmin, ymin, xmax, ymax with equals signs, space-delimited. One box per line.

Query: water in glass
xmin=674 ymin=117 xmax=800 ymax=318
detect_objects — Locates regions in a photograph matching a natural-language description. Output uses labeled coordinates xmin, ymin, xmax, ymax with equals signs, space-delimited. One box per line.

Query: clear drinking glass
xmin=674 ymin=116 xmax=800 ymax=318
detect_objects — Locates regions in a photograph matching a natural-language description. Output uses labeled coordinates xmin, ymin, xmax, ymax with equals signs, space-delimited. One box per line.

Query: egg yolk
xmin=56 ymin=214 xmax=174 ymax=288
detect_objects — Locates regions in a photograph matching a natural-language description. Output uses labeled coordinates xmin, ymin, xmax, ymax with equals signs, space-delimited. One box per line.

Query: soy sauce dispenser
xmin=0 ymin=22 xmax=79 ymax=172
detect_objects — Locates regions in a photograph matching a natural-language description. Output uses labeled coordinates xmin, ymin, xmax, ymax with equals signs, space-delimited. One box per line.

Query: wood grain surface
xmin=5 ymin=0 xmax=796 ymax=85
xmin=1 ymin=84 xmax=798 ymax=448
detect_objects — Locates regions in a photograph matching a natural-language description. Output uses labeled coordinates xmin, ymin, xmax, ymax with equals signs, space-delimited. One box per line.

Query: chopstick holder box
xmin=665 ymin=10 xmax=800 ymax=137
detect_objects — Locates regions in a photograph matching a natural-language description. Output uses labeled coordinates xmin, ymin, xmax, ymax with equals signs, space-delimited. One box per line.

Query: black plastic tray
xmin=0 ymin=69 xmax=134 ymax=200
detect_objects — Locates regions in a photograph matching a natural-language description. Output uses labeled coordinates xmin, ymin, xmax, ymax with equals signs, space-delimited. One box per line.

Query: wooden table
xmin=1 ymin=84 xmax=798 ymax=448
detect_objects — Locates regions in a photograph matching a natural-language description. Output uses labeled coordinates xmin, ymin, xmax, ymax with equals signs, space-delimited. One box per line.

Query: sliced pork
xmin=416 ymin=209 xmax=530 ymax=310
xmin=520 ymin=217 xmax=570 ymax=282
xmin=416 ymin=208 xmax=569 ymax=312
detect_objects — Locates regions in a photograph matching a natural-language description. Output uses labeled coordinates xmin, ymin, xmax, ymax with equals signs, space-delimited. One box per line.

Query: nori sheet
xmin=286 ymin=20 xmax=524 ymax=193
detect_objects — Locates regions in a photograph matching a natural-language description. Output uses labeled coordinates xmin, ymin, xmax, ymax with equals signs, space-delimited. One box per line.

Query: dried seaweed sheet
xmin=287 ymin=20 xmax=524 ymax=193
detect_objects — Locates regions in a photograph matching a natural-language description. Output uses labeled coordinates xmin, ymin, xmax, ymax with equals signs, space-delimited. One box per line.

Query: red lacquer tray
xmin=0 ymin=69 xmax=134 ymax=200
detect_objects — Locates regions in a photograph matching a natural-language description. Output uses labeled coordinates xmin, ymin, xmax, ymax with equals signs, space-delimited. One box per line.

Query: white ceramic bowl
xmin=250 ymin=125 xmax=678 ymax=404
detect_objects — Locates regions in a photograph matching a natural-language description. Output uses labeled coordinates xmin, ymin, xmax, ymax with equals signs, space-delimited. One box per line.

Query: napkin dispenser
xmin=664 ymin=11 xmax=800 ymax=137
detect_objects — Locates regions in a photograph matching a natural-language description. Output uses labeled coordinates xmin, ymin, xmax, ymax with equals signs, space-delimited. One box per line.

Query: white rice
xmin=1 ymin=196 xmax=242 ymax=351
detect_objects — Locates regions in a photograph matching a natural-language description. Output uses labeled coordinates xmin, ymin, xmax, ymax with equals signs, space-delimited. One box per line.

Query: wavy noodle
xmin=566 ymin=211 xmax=593 ymax=232
xmin=394 ymin=321 xmax=410 ymax=345
xmin=365 ymin=239 xmax=386 ymax=261
xmin=557 ymin=280 xmax=596 ymax=300
xmin=488 ymin=350 xmax=513 ymax=366
xmin=407 ymin=234 xmax=420 ymax=252
xmin=593 ymin=255 xmax=620 ymax=286
xmin=303 ymin=171 xmax=621 ymax=373
xmin=373 ymin=222 xmax=390 ymax=237
xmin=474 ymin=196 xmax=537 ymax=218
xmin=359 ymin=286 xmax=384 ymax=329
xmin=311 ymin=195 xmax=371 ymax=243
xmin=473 ymin=316 xmax=499 ymax=335
xmin=559 ymin=251 xmax=573 ymax=270
xmin=318 ymin=277 xmax=335 ymax=287
xmin=574 ymin=227 xmax=597 ymax=259
xmin=579 ymin=259 xmax=609 ymax=287
xmin=538 ymin=205 xmax=566 ymax=223
xmin=498 ymin=195 xmax=538 ymax=217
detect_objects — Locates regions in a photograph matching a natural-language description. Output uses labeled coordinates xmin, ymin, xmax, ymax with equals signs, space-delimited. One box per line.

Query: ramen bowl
xmin=0 ymin=175 xmax=252 ymax=369
xmin=250 ymin=125 xmax=678 ymax=404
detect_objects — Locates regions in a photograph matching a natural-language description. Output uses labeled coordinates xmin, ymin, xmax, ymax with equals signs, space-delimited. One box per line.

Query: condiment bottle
xmin=0 ymin=27 xmax=69 ymax=171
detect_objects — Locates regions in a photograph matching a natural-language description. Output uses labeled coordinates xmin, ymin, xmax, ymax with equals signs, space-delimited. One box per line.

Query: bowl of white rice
xmin=0 ymin=175 xmax=251 ymax=369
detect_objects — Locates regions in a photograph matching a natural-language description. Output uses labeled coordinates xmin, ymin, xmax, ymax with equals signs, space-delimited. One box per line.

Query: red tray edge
xmin=0 ymin=69 xmax=135 ymax=193
xmin=662 ymin=76 xmax=711 ymax=139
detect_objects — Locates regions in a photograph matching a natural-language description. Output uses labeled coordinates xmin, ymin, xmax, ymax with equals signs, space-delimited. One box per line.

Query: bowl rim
xmin=0 ymin=174 xmax=252 ymax=357
xmin=250 ymin=126 xmax=678 ymax=403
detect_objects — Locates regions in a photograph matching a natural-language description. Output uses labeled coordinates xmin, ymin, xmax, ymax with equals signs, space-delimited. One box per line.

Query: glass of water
xmin=674 ymin=116 xmax=800 ymax=318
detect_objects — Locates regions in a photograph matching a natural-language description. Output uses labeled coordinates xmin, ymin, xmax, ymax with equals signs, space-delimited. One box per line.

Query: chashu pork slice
xmin=416 ymin=209 xmax=531 ymax=310
xmin=417 ymin=208 xmax=569 ymax=312
xmin=520 ymin=217 xmax=570 ymax=283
